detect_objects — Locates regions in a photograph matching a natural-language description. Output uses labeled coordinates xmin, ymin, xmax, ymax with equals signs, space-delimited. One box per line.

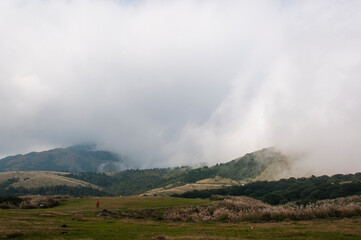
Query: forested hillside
xmin=173 ymin=173 xmax=361 ymax=205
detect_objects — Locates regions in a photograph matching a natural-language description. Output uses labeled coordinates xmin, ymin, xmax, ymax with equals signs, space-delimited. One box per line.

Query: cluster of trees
xmin=173 ymin=173 xmax=361 ymax=205
xmin=0 ymin=196 xmax=23 ymax=206
xmin=1 ymin=185 xmax=108 ymax=197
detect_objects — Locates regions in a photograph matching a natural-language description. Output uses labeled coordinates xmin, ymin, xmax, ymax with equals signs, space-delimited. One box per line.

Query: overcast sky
xmin=1 ymin=0 xmax=361 ymax=175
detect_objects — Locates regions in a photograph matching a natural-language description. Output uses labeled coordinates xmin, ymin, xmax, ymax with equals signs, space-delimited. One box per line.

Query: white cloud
xmin=0 ymin=0 xmax=361 ymax=174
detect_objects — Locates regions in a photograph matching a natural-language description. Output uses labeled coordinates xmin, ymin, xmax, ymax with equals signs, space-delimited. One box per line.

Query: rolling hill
xmin=0 ymin=171 xmax=100 ymax=189
xmin=0 ymin=144 xmax=127 ymax=172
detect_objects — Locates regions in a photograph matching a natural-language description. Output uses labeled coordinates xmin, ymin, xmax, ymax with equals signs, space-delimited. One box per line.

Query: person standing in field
xmin=96 ymin=201 xmax=99 ymax=208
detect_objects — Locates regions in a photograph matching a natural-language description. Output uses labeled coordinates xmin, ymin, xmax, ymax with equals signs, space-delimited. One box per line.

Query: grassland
xmin=0 ymin=171 xmax=100 ymax=189
xmin=143 ymin=177 xmax=243 ymax=196
xmin=1 ymin=196 xmax=361 ymax=239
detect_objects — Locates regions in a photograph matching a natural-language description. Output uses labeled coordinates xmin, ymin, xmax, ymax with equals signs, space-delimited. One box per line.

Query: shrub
xmin=0 ymin=196 xmax=23 ymax=206
xmin=20 ymin=196 xmax=59 ymax=209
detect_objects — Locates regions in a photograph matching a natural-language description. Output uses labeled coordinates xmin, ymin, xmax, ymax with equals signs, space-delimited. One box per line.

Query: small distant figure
xmin=96 ymin=201 xmax=99 ymax=208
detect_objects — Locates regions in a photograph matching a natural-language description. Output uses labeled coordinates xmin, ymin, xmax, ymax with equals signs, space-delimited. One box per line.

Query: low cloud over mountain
xmin=0 ymin=0 xmax=361 ymax=175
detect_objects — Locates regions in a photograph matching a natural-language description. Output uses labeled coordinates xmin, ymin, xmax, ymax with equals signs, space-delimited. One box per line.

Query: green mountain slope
xmin=69 ymin=148 xmax=290 ymax=196
xmin=0 ymin=145 xmax=126 ymax=172
xmin=170 ymin=147 xmax=289 ymax=183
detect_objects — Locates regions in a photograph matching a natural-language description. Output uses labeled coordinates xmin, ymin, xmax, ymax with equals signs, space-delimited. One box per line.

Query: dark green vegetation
xmin=0 ymin=196 xmax=23 ymax=207
xmin=0 ymin=196 xmax=360 ymax=240
xmin=1 ymin=185 xmax=108 ymax=197
xmin=68 ymin=168 xmax=188 ymax=196
xmin=173 ymin=173 xmax=361 ymax=205
xmin=0 ymin=144 xmax=127 ymax=172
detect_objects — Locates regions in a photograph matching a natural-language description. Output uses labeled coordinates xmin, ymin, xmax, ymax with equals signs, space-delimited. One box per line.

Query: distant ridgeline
xmin=1 ymin=146 xmax=360 ymax=203
xmin=0 ymin=147 xmax=290 ymax=196
xmin=172 ymin=173 xmax=361 ymax=205
xmin=66 ymin=148 xmax=290 ymax=196
xmin=0 ymin=144 xmax=128 ymax=172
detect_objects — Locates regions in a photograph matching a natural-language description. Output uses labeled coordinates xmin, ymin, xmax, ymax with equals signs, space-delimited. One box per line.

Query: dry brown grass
xmin=164 ymin=195 xmax=361 ymax=222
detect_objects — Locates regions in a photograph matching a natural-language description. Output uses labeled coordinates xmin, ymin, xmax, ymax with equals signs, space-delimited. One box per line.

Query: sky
xmin=0 ymin=0 xmax=361 ymax=175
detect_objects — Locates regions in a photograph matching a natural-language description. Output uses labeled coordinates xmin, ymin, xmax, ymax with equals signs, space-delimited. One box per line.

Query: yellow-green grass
xmin=1 ymin=196 xmax=361 ymax=240
xmin=143 ymin=177 xmax=244 ymax=197
xmin=0 ymin=171 xmax=100 ymax=189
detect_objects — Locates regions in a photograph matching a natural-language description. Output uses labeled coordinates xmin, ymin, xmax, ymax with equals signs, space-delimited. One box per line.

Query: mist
xmin=1 ymin=0 xmax=361 ymax=175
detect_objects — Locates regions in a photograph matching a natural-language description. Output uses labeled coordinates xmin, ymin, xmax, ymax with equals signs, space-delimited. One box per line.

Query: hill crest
xmin=0 ymin=144 xmax=128 ymax=172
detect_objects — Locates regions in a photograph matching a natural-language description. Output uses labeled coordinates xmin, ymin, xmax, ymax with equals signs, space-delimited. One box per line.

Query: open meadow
xmin=1 ymin=196 xmax=361 ymax=240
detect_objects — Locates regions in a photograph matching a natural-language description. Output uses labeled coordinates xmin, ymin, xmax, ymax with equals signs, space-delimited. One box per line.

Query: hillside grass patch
xmin=0 ymin=171 xmax=96 ymax=189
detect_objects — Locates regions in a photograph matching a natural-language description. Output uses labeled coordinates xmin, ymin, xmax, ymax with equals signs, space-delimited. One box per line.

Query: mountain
xmin=0 ymin=144 xmax=127 ymax=172
xmin=68 ymin=148 xmax=291 ymax=196
xmin=168 ymin=147 xmax=290 ymax=182
xmin=0 ymin=147 xmax=291 ymax=196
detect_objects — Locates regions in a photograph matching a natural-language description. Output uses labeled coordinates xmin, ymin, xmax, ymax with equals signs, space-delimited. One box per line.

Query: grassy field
xmin=0 ymin=171 xmax=100 ymax=189
xmin=1 ymin=196 xmax=361 ymax=240
xmin=142 ymin=177 xmax=243 ymax=197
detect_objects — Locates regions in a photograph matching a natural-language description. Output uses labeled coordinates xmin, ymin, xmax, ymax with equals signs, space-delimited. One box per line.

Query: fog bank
xmin=1 ymin=0 xmax=361 ymax=175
